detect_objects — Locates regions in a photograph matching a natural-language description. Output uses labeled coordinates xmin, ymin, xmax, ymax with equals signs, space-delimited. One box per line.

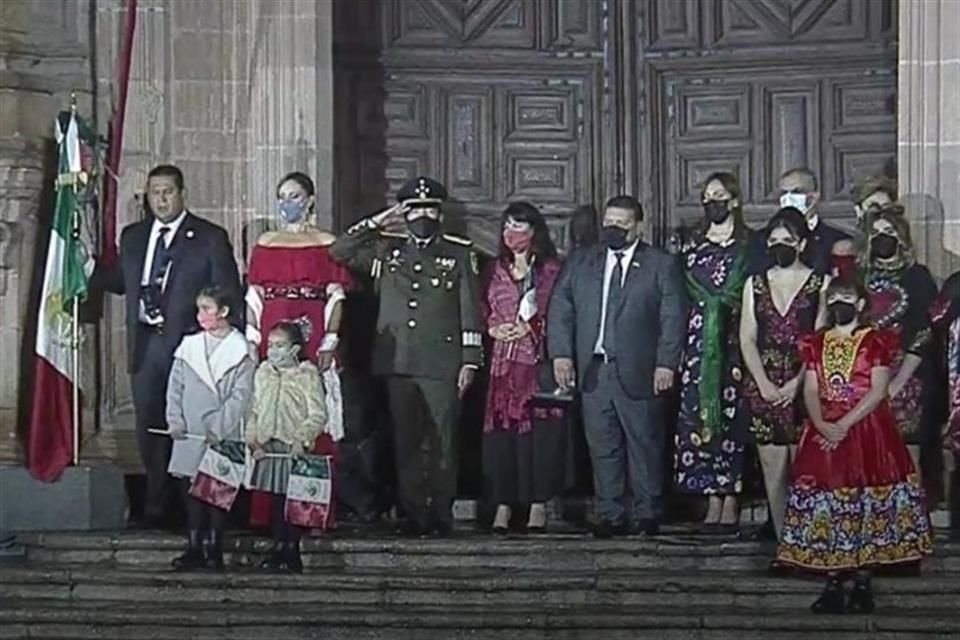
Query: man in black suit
xmin=548 ymin=195 xmax=685 ymax=538
xmin=91 ymin=164 xmax=242 ymax=525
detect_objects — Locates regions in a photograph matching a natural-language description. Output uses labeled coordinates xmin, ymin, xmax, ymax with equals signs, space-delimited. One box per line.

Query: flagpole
xmin=69 ymin=92 xmax=81 ymax=467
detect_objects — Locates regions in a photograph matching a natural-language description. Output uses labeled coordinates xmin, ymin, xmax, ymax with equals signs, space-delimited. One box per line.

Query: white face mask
xmin=780 ymin=192 xmax=809 ymax=214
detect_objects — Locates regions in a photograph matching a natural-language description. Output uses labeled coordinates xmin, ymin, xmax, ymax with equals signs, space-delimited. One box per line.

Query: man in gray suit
xmin=548 ymin=195 xmax=685 ymax=537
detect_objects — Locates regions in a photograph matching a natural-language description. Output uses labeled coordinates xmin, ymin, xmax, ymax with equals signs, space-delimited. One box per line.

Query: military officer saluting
xmin=331 ymin=176 xmax=482 ymax=536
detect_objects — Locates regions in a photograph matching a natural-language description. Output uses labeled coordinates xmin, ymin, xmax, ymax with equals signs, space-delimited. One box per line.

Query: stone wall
xmin=0 ymin=0 xmax=93 ymax=463
xmin=899 ymin=0 xmax=960 ymax=280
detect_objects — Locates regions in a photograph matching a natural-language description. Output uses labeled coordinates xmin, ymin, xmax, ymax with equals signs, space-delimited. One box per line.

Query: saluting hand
xmin=372 ymin=203 xmax=409 ymax=232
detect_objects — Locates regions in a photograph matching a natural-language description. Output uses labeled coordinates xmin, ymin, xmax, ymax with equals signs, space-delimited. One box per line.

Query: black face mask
xmin=768 ymin=244 xmax=798 ymax=268
xmin=703 ymin=201 xmax=731 ymax=224
xmin=870 ymin=234 xmax=899 ymax=260
xmin=602 ymin=226 xmax=630 ymax=251
xmin=407 ymin=216 xmax=440 ymax=240
xmin=828 ymin=301 xmax=858 ymax=326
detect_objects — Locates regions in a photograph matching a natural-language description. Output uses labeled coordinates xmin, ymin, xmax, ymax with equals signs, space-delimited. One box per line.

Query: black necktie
xmin=603 ymin=251 xmax=624 ymax=356
xmin=149 ymin=226 xmax=171 ymax=287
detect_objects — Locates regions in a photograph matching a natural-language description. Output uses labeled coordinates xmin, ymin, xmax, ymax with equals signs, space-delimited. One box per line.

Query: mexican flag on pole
xmin=27 ymin=109 xmax=99 ymax=482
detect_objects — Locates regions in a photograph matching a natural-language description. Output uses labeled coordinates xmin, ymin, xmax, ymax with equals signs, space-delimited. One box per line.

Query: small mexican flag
xmin=190 ymin=441 xmax=247 ymax=512
xmin=27 ymin=109 xmax=99 ymax=482
xmin=285 ymin=454 xmax=334 ymax=530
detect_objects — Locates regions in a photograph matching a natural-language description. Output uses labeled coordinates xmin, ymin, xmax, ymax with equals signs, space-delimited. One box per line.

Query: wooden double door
xmin=334 ymin=0 xmax=898 ymax=249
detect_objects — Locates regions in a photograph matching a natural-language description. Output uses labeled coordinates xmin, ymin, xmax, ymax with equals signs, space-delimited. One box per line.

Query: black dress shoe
xmin=431 ymin=520 xmax=453 ymax=537
xmin=811 ymin=577 xmax=846 ymax=614
xmin=847 ymin=580 xmax=875 ymax=614
xmin=171 ymin=530 xmax=205 ymax=571
xmin=492 ymin=524 xmax=509 ymax=536
xmin=592 ymin=521 xmax=629 ymax=539
xmin=700 ymin=522 xmax=721 ymax=535
xmin=633 ymin=520 xmax=660 ymax=536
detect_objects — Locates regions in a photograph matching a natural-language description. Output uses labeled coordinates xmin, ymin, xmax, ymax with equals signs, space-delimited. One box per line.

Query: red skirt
xmin=249 ymin=434 xmax=338 ymax=532
xmin=775 ymin=404 xmax=932 ymax=573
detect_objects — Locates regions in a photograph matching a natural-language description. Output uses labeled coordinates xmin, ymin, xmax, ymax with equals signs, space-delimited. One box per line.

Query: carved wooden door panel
xmin=336 ymin=0 xmax=611 ymax=254
xmin=641 ymin=0 xmax=898 ymax=234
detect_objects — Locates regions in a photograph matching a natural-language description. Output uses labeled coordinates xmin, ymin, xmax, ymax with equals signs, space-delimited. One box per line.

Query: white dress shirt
xmin=139 ymin=210 xmax=187 ymax=323
xmin=594 ymin=239 xmax=639 ymax=355
xmin=141 ymin=210 xmax=187 ymax=286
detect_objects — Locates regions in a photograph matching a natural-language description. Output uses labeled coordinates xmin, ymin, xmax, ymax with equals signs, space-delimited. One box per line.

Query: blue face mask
xmin=278 ymin=199 xmax=306 ymax=224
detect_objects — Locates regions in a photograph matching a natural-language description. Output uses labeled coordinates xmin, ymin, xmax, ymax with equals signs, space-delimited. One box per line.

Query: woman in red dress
xmin=482 ymin=202 xmax=562 ymax=534
xmin=245 ymin=172 xmax=352 ymax=530
xmin=776 ymin=277 xmax=932 ymax=614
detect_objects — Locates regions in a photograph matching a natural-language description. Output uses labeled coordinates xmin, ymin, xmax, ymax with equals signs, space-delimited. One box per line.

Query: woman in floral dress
xmin=859 ymin=205 xmax=937 ymax=473
xmin=675 ymin=172 xmax=753 ymax=534
xmin=740 ymin=208 xmax=828 ymax=538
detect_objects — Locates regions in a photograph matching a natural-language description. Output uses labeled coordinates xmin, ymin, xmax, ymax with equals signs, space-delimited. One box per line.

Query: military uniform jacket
xmin=331 ymin=218 xmax=483 ymax=381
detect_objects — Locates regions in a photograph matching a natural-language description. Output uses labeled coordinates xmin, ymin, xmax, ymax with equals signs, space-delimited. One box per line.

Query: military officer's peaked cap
xmin=397 ymin=176 xmax=447 ymax=208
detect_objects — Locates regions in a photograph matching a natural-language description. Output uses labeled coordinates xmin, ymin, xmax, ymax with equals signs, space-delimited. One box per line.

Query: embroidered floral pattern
xmin=776 ymin=477 xmax=933 ymax=572
xmin=675 ymin=237 xmax=747 ymax=495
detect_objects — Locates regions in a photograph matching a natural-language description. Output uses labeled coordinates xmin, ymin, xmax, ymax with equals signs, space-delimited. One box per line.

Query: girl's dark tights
xmin=180 ymin=479 xmax=224 ymax=532
xmin=270 ymin=493 xmax=301 ymax=544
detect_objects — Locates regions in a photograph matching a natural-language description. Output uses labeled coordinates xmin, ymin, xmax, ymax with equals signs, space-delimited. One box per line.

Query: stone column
xmin=898 ymin=0 xmax=960 ymax=281
xmin=93 ymin=0 xmax=335 ymax=469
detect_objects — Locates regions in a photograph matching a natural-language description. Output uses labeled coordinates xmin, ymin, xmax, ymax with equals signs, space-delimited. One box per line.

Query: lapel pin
xmin=186 ymin=229 xmax=195 ymax=239
xmin=631 ymin=261 xmax=640 ymax=268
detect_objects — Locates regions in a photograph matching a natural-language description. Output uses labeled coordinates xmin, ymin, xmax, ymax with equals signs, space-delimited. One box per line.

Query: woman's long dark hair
xmin=497 ymin=201 xmax=557 ymax=266
xmin=692 ymin=171 xmax=750 ymax=244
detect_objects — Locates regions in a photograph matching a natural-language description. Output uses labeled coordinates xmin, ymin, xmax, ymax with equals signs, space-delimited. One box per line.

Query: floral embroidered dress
xmin=863 ymin=264 xmax=938 ymax=444
xmin=743 ymin=272 xmax=824 ymax=445
xmin=247 ymin=245 xmax=352 ymax=361
xmin=676 ymin=236 xmax=749 ymax=495
xmin=776 ymin=328 xmax=932 ymax=572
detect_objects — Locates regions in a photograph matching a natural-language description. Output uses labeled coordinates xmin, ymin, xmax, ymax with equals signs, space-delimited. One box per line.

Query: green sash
xmin=685 ymin=249 xmax=747 ymax=441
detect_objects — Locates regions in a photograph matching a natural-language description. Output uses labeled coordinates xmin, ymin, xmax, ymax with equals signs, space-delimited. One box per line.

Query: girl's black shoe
xmin=259 ymin=542 xmax=285 ymax=571
xmin=811 ymin=578 xmax=846 ymax=614
xmin=278 ymin=542 xmax=304 ymax=574
xmin=172 ymin=530 xmax=206 ymax=571
xmin=847 ymin=580 xmax=875 ymax=614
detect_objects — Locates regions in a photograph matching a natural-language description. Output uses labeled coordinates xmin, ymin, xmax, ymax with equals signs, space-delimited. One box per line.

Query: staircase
xmin=1 ymin=528 xmax=959 ymax=639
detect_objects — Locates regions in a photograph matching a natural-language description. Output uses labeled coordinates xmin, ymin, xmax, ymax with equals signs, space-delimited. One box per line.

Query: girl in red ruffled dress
xmin=245 ymin=172 xmax=352 ymax=530
xmin=776 ymin=277 xmax=932 ymax=614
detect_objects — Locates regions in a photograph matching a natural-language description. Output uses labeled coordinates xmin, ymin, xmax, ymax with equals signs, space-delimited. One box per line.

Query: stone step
xmin=2 ymin=565 xmax=960 ymax=610
xmin=21 ymin=531 xmax=960 ymax=573
xmin=0 ymin=601 xmax=958 ymax=640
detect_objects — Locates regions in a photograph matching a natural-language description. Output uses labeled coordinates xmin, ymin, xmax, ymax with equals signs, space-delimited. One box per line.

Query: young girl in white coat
xmin=166 ymin=286 xmax=255 ymax=570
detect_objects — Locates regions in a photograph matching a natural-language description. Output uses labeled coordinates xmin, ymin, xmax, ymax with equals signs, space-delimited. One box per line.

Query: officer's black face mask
xmin=870 ymin=234 xmax=899 ymax=260
xmin=602 ymin=226 xmax=630 ymax=251
xmin=407 ymin=215 xmax=440 ymax=240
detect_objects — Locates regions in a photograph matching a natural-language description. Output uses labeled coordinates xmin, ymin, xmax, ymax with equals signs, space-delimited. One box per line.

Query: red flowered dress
xmin=776 ymin=328 xmax=932 ymax=572
xmin=246 ymin=244 xmax=352 ymax=530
